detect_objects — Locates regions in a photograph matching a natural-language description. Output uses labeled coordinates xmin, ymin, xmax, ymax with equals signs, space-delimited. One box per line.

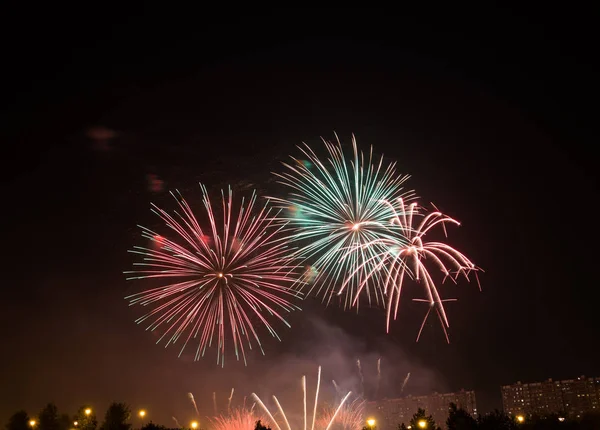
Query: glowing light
xmin=29 ymin=421 xmax=36 ymax=428
xmin=125 ymin=185 xmax=302 ymax=366
xmin=367 ymin=418 xmax=376 ymax=427
xmin=516 ymin=415 xmax=524 ymax=423
xmin=84 ymin=409 xmax=92 ymax=416
xmin=558 ymin=417 xmax=565 ymax=422
xmin=418 ymin=420 xmax=427 ymax=428
xmin=191 ymin=421 xmax=199 ymax=429
xmin=139 ymin=410 xmax=146 ymax=418
xmin=74 ymin=422 xmax=78 ymax=427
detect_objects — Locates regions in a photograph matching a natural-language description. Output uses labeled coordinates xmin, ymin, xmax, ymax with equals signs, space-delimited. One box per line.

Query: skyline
xmin=2 ymin=7 xmax=598 ymax=428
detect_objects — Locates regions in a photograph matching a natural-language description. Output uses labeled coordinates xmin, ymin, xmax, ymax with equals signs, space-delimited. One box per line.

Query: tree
xmin=397 ymin=424 xmax=408 ymax=430
xmin=446 ymin=403 xmax=478 ymax=430
xmin=140 ymin=423 xmax=166 ymax=430
xmin=6 ymin=411 xmax=30 ymax=430
xmin=254 ymin=421 xmax=271 ymax=430
xmin=409 ymin=409 xmax=439 ymax=430
xmin=38 ymin=404 xmax=61 ymax=430
xmin=477 ymin=410 xmax=516 ymax=430
xmin=74 ymin=407 xmax=97 ymax=430
xmin=580 ymin=412 xmax=600 ymax=430
xmin=100 ymin=403 xmax=131 ymax=430
xmin=58 ymin=414 xmax=71 ymax=430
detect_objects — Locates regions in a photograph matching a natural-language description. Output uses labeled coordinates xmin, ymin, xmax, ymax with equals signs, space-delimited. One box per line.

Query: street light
xmin=74 ymin=422 xmax=78 ymax=427
xmin=366 ymin=418 xmax=376 ymax=427
xmin=417 ymin=420 xmax=427 ymax=429
xmin=191 ymin=421 xmax=199 ymax=429
xmin=516 ymin=415 xmax=524 ymax=424
xmin=29 ymin=421 xmax=36 ymax=428
xmin=84 ymin=409 xmax=92 ymax=417
xmin=139 ymin=411 xmax=146 ymax=419
xmin=558 ymin=417 xmax=565 ymax=422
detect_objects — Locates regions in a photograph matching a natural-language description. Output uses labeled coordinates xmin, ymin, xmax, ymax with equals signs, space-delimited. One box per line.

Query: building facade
xmin=366 ymin=390 xmax=477 ymax=429
xmin=501 ymin=375 xmax=600 ymax=418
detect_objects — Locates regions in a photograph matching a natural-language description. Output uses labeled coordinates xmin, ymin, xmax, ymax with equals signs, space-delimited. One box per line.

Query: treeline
xmin=7 ymin=402 xmax=600 ymax=430
xmin=393 ymin=404 xmax=600 ymax=430
xmin=4 ymin=403 xmax=183 ymax=430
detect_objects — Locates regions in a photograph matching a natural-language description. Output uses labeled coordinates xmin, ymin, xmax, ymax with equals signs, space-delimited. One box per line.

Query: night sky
xmin=2 ymin=8 xmax=598 ymax=428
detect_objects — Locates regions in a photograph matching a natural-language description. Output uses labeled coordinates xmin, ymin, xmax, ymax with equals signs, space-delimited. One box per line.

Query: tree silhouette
xmin=397 ymin=424 xmax=408 ymax=430
xmin=254 ymin=421 xmax=271 ymax=430
xmin=447 ymin=403 xmax=478 ymax=430
xmin=409 ymin=409 xmax=439 ymax=430
xmin=5 ymin=411 xmax=30 ymax=430
xmin=100 ymin=403 xmax=131 ymax=430
xmin=477 ymin=410 xmax=516 ymax=430
xmin=74 ymin=407 xmax=97 ymax=430
xmin=579 ymin=412 xmax=600 ymax=430
xmin=140 ymin=423 xmax=166 ymax=430
xmin=58 ymin=414 xmax=71 ymax=430
xmin=38 ymin=404 xmax=61 ymax=430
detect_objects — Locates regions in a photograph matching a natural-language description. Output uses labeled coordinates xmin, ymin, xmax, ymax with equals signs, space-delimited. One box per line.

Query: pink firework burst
xmin=317 ymin=398 xmax=365 ymax=430
xmin=210 ymin=408 xmax=268 ymax=430
xmin=125 ymin=184 xmax=301 ymax=366
xmin=342 ymin=197 xmax=482 ymax=341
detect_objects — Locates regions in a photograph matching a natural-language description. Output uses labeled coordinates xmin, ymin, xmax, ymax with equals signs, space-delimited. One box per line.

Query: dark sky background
xmin=2 ymin=7 xmax=598 ymax=429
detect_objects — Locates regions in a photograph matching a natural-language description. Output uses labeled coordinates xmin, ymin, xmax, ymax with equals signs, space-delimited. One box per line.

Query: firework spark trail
xmin=303 ymin=376 xmax=307 ymax=430
xmin=251 ymin=394 xmax=282 ymax=430
xmin=188 ymin=393 xmax=200 ymax=417
xmin=341 ymin=197 xmax=482 ymax=340
xmin=401 ymin=372 xmax=411 ymax=393
xmin=213 ymin=391 xmax=218 ymax=415
xmin=270 ymin=134 xmax=415 ymax=309
xmin=356 ymin=360 xmax=364 ymax=397
xmin=125 ymin=184 xmax=302 ymax=366
xmin=325 ymin=392 xmax=353 ymax=430
xmin=317 ymin=398 xmax=365 ymax=430
xmin=312 ymin=366 xmax=321 ymax=430
xmin=210 ymin=408 xmax=269 ymax=430
xmin=376 ymin=358 xmax=381 ymax=399
xmin=227 ymin=388 xmax=235 ymax=414
xmin=252 ymin=366 xmax=352 ymax=430
xmin=273 ymin=396 xmax=292 ymax=430
xmin=172 ymin=417 xmax=181 ymax=428
xmin=332 ymin=380 xmax=342 ymax=399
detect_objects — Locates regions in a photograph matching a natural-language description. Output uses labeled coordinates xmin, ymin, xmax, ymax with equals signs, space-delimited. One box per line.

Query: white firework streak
xmin=252 ymin=366 xmax=353 ymax=430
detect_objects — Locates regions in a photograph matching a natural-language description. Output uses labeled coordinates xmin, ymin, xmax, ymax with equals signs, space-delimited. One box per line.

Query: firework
xmin=125 ymin=185 xmax=302 ymax=366
xmin=188 ymin=392 xmax=200 ymax=417
xmin=343 ymin=197 xmax=481 ymax=340
xmin=355 ymin=360 xmax=364 ymax=397
xmin=228 ymin=388 xmax=235 ymax=414
xmin=210 ymin=408 xmax=267 ymax=430
xmin=316 ymin=398 xmax=365 ymax=430
xmin=252 ymin=366 xmax=353 ymax=430
xmin=400 ymin=372 xmax=411 ymax=393
xmin=375 ymin=358 xmax=381 ymax=399
xmin=271 ymin=134 xmax=414 ymax=309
